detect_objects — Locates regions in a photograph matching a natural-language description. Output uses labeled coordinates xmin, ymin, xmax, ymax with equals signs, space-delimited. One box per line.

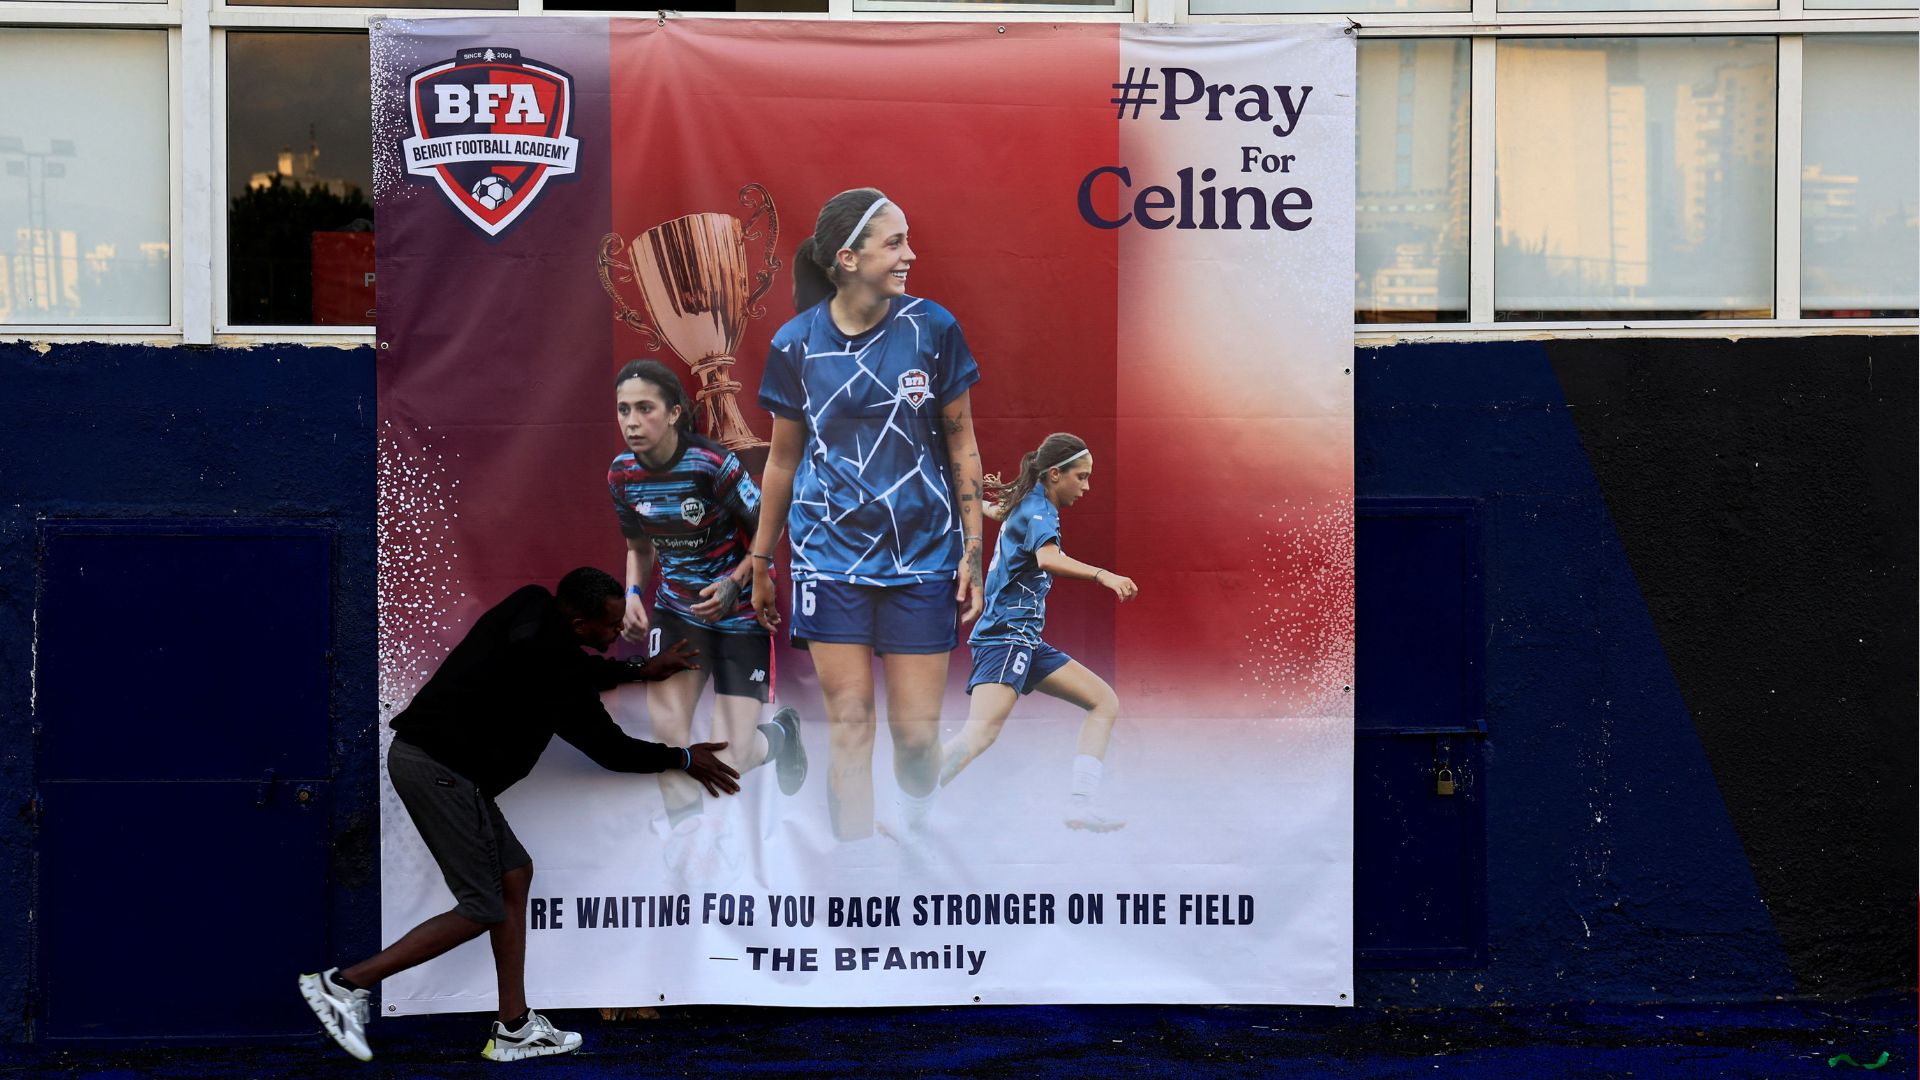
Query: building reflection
xmin=1 ymin=132 xmax=170 ymax=325
xmin=0 ymin=228 xmax=169 ymax=322
xmin=1356 ymin=39 xmax=1469 ymax=322
xmin=249 ymin=127 xmax=359 ymax=200
xmin=1495 ymin=38 xmax=1775 ymax=320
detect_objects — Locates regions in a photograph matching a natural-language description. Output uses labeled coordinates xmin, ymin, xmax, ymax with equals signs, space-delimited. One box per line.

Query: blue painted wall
xmin=0 ymin=336 xmax=1910 ymax=1036
xmin=0 ymin=342 xmax=383 ymax=1037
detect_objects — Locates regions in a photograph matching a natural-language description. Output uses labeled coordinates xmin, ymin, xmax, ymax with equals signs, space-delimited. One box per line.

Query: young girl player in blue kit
xmin=608 ymin=360 xmax=807 ymax=864
xmin=749 ymin=187 xmax=986 ymax=843
xmin=938 ymin=432 xmax=1138 ymax=832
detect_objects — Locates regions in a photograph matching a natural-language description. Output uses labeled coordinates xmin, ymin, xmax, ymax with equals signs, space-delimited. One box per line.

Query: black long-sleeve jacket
xmin=390 ymin=585 xmax=679 ymax=796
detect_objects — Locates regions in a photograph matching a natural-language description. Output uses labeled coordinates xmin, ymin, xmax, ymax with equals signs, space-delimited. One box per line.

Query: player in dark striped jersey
xmin=749 ymin=188 xmax=987 ymax=844
xmin=608 ymin=361 xmax=807 ymax=865
xmin=938 ymin=433 xmax=1137 ymax=831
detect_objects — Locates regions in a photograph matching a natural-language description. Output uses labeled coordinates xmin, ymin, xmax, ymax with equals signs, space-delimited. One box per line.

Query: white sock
xmin=899 ymin=787 xmax=937 ymax=828
xmin=1069 ymin=754 xmax=1104 ymax=803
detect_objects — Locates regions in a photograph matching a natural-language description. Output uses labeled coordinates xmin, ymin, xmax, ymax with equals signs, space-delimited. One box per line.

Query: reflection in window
xmin=1495 ymin=37 xmax=1776 ymax=320
xmin=1802 ymin=35 xmax=1918 ymax=319
xmin=547 ymin=0 xmax=824 ymax=9
xmin=1195 ymin=0 xmax=1465 ymax=16
xmin=228 ymin=32 xmax=375 ymax=326
xmin=241 ymin=0 xmax=510 ymax=12
xmin=0 ymin=29 xmax=170 ymax=326
xmin=1357 ymin=39 xmax=1468 ymax=323
xmin=1805 ymin=0 xmax=1914 ymax=12
xmin=1500 ymin=0 xmax=1767 ymax=18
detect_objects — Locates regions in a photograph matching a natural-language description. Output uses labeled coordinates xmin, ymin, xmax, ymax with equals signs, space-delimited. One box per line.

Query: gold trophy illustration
xmin=598 ymin=183 xmax=780 ymax=451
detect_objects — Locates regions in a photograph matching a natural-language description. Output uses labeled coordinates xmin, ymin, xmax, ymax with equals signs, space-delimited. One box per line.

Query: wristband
xmin=628 ymin=584 xmax=643 ymax=597
xmin=1093 ymin=569 xmax=1106 ymax=584
xmin=750 ymin=553 xmax=773 ymax=562
xmin=682 ymin=747 xmax=692 ymax=770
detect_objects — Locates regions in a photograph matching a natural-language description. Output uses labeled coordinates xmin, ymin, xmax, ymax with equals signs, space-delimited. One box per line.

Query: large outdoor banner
xmin=374 ymin=17 xmax=1354 ymax=1009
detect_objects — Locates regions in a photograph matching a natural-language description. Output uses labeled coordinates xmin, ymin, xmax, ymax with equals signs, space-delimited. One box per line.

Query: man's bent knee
xmin=455 ymin=897 xmax=509 ymax=927
xmin=501 ymin=862 xmax=534 ymax=900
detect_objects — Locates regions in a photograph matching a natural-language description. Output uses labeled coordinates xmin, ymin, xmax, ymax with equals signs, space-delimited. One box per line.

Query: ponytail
xmin=793 ymin=236 xmax=834 ymax=312
xmin=792 ymin=187 xmax=889 ymax=312
xmin=986 ymin=432 xmax=1088 ymax=511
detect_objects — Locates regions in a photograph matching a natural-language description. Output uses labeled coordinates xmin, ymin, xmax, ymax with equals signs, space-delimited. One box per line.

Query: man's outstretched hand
xmin=685 ymin=741 xmax=741 ymax=796
xmin=622 ymin=640 xmax=699 ymax=682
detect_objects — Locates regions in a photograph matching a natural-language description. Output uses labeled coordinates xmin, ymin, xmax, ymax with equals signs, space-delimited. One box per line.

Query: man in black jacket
xmin=299 ymin=567 xmax=737 ymax=1062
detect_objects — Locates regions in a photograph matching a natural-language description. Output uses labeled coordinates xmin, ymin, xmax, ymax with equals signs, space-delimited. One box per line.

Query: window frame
xmin=0 ymin=0 xmax=1912 ymax=343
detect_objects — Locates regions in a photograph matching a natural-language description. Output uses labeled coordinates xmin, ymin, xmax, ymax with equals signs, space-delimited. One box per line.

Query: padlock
xmin=1435 ymin=766 xmax=1456 ymax=796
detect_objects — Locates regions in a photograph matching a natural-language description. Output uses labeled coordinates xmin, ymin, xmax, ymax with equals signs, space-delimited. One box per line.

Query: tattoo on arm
xmin=943 ymin=415 xmax=965 ymax=435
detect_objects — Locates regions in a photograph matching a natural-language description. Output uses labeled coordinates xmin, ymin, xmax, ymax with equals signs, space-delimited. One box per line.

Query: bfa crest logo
xmin=897 ymin=369 xmax=932 ymax=409
xmin=680 ymin=497 xmax=705 ymax=526
xmin=401 ymin=47 xmax=580 ymax=237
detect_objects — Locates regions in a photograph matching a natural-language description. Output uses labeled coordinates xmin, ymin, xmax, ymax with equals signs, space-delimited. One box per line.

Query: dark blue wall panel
xmin=38 ymin=526 xmax=333 ymax=782
xmin=1354 ymin=342 xmax=1803 ymax=1007
xmin=1549 ymin=336 xmax=1917 ymax=997
xmin=0 ymin=342 xmax=379 ymax=1040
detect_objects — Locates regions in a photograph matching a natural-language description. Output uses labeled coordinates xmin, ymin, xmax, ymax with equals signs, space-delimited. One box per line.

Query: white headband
xmin=1046 ymin=447 xmax=1089 ymax=471
xmin=841 ymin=196 xmax=894 ymax=252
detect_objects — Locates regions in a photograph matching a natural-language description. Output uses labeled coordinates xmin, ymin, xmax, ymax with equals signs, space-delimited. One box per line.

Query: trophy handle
xmin=738 ymin=183 xmax=782 ymax=319
xmin=596 ymin=232 xmax=664 ymax=352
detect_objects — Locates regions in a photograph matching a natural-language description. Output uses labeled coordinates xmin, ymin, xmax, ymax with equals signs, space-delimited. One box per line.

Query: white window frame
xmin=0 ymin=0 xmax=1913 ymax=343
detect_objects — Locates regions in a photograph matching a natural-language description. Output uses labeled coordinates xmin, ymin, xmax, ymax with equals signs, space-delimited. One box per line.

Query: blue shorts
xmin=966 ymin=640 xmax=1072 ymax=695
xmin=791 ymin=577 xmax=958 ymax=655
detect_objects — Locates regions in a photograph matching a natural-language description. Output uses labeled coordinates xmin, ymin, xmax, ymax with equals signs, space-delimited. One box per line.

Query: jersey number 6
xmin=796 ymin=580 xmax=817 ymax=617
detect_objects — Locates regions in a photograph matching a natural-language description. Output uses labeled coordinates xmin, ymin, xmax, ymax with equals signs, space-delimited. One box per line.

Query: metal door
xmin=1355 ymin=500 xmax=1487 ymax=967
xmin=33 ymin=522 xmax=334 ymax=1039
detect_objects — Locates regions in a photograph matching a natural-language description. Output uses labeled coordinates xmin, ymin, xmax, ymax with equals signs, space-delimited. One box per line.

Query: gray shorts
xmin=387 ymin=737 xmax=531 ymax=925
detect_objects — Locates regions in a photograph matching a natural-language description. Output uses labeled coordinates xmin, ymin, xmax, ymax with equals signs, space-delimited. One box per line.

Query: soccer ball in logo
xmin=470 ymin=175 xmax=514 ymax=211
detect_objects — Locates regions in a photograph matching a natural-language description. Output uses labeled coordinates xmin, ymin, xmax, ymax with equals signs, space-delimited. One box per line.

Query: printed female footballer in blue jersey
xmin=938 ymin=433 xmax=1138 ymax=832
xmin=608 ymin=361 xmax=808 ymax=855
xmin=748 ymin=188 xmax=986 ymax=843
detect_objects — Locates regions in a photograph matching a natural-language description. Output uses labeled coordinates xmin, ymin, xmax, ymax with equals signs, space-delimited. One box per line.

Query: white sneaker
xmin=899 ymin=789 xmax=937 ymax=833
xmin=482 ymin=1010 xmax=583 ymax=1061
xmin=298 ymin=967 xmax=372 ymax=1061
xmin=681 ymin=812 xmax=746 ymax=887
xmin=1064 ymin=800 xmax=1126 ymax=833
xmin=661 ymin=813 xmax=702 ymax=873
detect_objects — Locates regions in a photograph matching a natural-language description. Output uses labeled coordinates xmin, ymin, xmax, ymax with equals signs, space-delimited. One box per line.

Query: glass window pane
xmin=548 ymin=0 xmax=824 ymax=10
xmin=0 ymin=29 xmax=170 ymax=326
xmin=1357 ymin=39 xmax=1469 ymax=324
xmin=246 ymin=0 xmax=511 ymax=11
xmin=1801 ymin=34 xmax=1918 ymax=318
xmin=1197 ymin=0 xmax=1464 ymax=15
xmin=1495 ymin=37 xmax=1776 ymax=321
xmin=1501 ymin=0 xmax=1768 ymax=17
xmin=228 ymin=32 xmax=375 ymax=327
xmin=856 ymin=0 xmax=1123 ymax=8
xmin=1806 ymin=0 xmax=1914 ymax=12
